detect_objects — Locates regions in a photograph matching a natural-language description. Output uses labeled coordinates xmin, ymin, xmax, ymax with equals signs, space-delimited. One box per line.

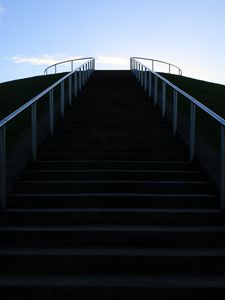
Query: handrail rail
xmin=0 ymin=57 xmax=95 ymax=208
xmin=130 ymin=57 xmax=225 ymax=208
xmin=44 ymin=57 xmax=95 ymax=75
xmin=131 ymin=57 xmax=182 ymax=75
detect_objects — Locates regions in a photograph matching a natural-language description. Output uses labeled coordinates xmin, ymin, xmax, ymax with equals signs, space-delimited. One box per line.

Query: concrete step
xmin=1 ymin=246 xmax=225 ymax=273
xmin=38 ymin=152 xmax=189 ymax=161
xmin=13 ymin=180 xmax=215 ymax=194
xmin=1 ymin=225 xmax=225 ymax=247
xmin=1 ymin=209 xmax=225 ymax=226
xmin=9 ymin=194 xmax=218 ymax=209
xmin=42 ymin=145 xmax=185 ymax=153
xmin=21 ymin=169 xmax=205 ymax=181
xmin=31 ymin=160 xmax=199 ymax=171
xmin=0 ymin=273 xmax=225 ymax=300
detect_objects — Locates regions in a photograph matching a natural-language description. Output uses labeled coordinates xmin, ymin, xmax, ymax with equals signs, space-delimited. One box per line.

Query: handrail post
xmin=148 ymin=71 xmax=152 ymax=98
xmin=162 ymin=82 xmax=166 ymax=118
xmin=69 ymin=76 xmax=72 ymax=106
xmin=31 ymin=102 xmax=37 ymax=162
xmin=190 ymin=102 xmax=196 ymax=161
xmin=0 ymin=125 xmax=6 ymax=209
xmin=138 ymin=64 xmax=141 ymax=83
xmin=152 ymin=60 xmax=154 ymax=72
xmin=79 ymin=68 xmax=82 ymax=91
xmin=144 ymin=68 xmax=147 ymax=91
xmin=221 ymin=125 xmax=225 ymax=209
xmin=71 ymin=61 xmax=73 ymax=72
xmin=55 ymin=65 xmax=57 ymax=74
xmin=61 ymin=81 xmax=65 ymax=118
xmin=82 ymin=65 xmax=85 ymax=86
xmin=141 ymin=65 xmax=144 ymax=87
xmin=136 ymin=61 xmax=138 ymax=79
xmin=154 ymin=76 xmax=158 ymax=106
xmin=85 ymin=64 xmax=88 ymax=83
xmin=49 ymin=89 xmax=54 ymax=135
xmin=74 ymin=72 xmax=78 ymax=98
xmin=169 ymin=64 xmax=171 ymax=74
xmin=173 ymin=90 xmax=178 ymax=135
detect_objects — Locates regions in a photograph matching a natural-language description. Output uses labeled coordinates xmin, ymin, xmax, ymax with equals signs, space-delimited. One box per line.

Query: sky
xmin=0 ymin=0 xmax=225 ymax=84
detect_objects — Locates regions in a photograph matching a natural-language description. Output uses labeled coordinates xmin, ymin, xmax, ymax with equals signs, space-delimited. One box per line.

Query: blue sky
xmin=0 ymin=0 xmax=225 ymax=84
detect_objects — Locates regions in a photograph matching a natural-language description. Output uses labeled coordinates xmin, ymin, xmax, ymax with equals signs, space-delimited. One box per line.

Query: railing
xmin=44 ymin=57 xmax=95 ymax=75
xmin=0 ymin=58 xmax=95 ymax=209
xmin=131 ymin=57 xmax=182 ymax=75
xmin=130 ymin=57 xmax=225 ymax=208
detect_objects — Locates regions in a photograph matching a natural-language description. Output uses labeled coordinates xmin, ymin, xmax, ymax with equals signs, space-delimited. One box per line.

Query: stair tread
xmin=1 ymin=247 xmax=225 ymax=256
xmin=2 ymin=225 xmax=225 ymax=232
xmin=0 ymin=273 xmax=224 ymax=287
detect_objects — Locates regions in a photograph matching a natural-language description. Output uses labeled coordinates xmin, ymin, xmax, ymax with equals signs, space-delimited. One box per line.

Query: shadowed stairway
xmin=0 ymin=71 xmax=225 ymax=299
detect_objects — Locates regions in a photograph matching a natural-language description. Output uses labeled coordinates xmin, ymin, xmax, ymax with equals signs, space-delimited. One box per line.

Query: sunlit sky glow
xmin=0 ymin=0 xmax=225 ymax=84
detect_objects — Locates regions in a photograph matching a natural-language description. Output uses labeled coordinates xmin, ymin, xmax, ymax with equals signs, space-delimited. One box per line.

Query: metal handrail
xmin=130 ymin=57 xmax=225 ymax=208
xmin=131 ymin=57 xmax=182 ymax=75
xmin=0 ymin=58 xmax=95 ymax=208
xmin=44 ymin=57 xmax=95 ymax=75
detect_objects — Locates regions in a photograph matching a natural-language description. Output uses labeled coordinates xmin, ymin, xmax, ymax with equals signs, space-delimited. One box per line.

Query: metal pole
xmin=173 ymin=90 xmax=178 ymax=135
xmin=83 ymin=65 xmax=85 ymax=86
xmin=169 ymin=64 xmax=171 ymax=74
xmin=154 ymin=76 xmax=158 ymax=106
xmin=86 ymin=64 xmax=88 ymax=83
xmin=79 ymin=68 xmax=82 ymax=91
xmin=135 ymin=61 xmax=138 ymax=79
xmin=220 ymin=125 xmax=225 ymax=209
xmin=49 ymin=90 xmax=54 ymax=135
xmin=138 ymin=64 xmax=141 ymax=83
xmin=69 ymin=76 xmax=72 ymax=106
xmin=162 ymin=82 xmax=166 ymax=118
xmin=141 ymin=65 xmax=144 ymax=87
xmin=31 ymin=103 xmax=37 ymax=162
xmin=0 ymin=125 xmax=6 ymax=209
xmin=71 ymin=61 xmax=73 ymax=72
xmin=190 ymin=102 xmax=196 ymax=161
xmin=144 ymin=68 xmax=147 ymax=91
xmin=152 ymin=60 xmax=154 ymax=72
xmin=148 ymin=71 xmax=152 ymax=98
xmin=55 ymin=65 xmax=57 ymax=74
xmin=85 ymin=63 xmax=88 ymax=83
xmin=61 ymin=81 xmax=65 ymax=118
xmin=74 ymin=72 xmax=78 ymax=98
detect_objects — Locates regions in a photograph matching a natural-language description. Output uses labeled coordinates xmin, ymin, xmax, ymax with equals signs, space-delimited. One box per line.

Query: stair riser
xmin=21 ymin=171 xmax=205 ymax=181
xmin=38 ymin=153 xmax=189 ymax=160
xmin=13 ymin=182 xmax=215 ymax=194
xmin=1 ymin=212 xmax=224 ymax=226
xmin=1 ymin=255 xmax=225 ymax=273
xmin=32 ymin=161 xmax=198 ymax=171
xmin=9 ymin=195 xmax=218 ymax=209
xmin=0 ymin=286 xmax=225 ymax=300
xmin=1 ymin=231 xmax=225 ymax=247
xmin=42 ymin=146 xmax=184 ymax=153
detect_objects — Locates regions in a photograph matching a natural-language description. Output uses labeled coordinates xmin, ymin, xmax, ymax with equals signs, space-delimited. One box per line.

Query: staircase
xmin=1 ymin=70 xmax=225 ymax=299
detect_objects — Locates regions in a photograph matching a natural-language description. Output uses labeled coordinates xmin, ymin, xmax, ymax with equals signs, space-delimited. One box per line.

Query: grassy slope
xmin=159 ymin=73 xmax=225 ymax=150
xmin=159 ymin=73 xmax=225 ymax=119
xmin=0 ymin=73 xmax=67 ymax=146
xmin=0 ymin=73 xmax=67 ymax=120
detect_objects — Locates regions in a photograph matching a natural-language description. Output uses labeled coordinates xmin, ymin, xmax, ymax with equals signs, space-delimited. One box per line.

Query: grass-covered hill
xmin=160 ymin=73 xmax=225 ymax=119
xmin=0 ymin=73 xmax=67 ymax=120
